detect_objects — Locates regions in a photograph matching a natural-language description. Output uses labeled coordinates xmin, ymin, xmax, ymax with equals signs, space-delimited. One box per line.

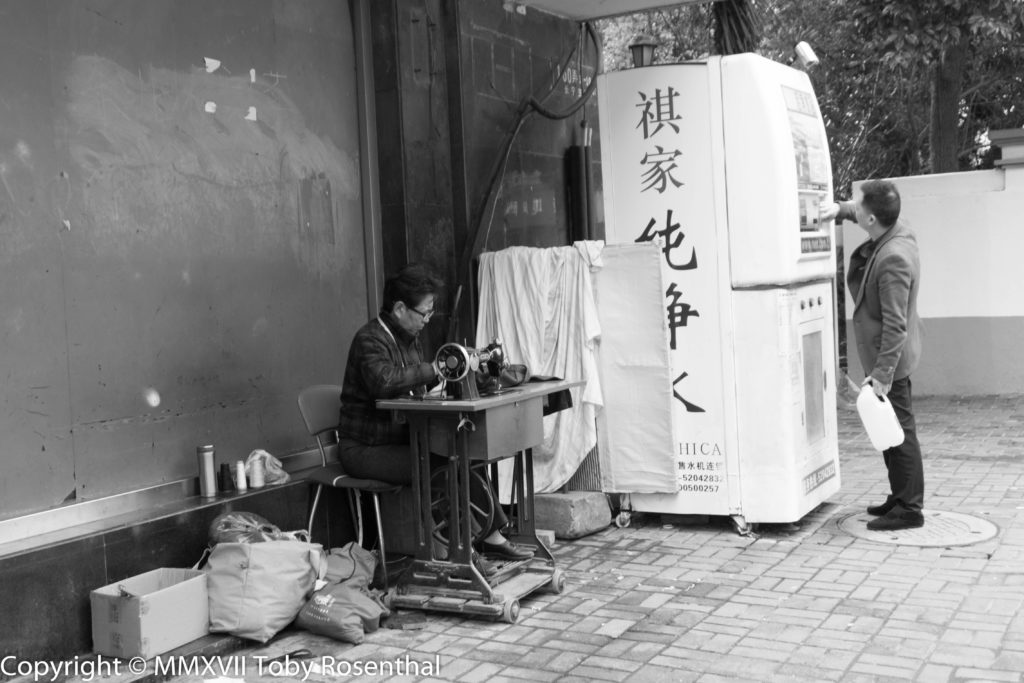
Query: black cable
xmin=526 ymin=22 xmax=603 ymax=120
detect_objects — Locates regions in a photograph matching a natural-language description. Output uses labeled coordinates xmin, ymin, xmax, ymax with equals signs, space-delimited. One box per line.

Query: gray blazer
xmin=841 ymin=203 xmax=924 ymax=384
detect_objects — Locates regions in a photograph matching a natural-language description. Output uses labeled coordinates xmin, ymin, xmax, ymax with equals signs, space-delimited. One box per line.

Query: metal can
xmin=196 ymin=445 xmax=216 ymax=497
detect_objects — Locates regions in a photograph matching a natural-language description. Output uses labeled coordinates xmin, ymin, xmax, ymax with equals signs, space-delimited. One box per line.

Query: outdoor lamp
xmin=629 ymin=34 xmax=658 ymax=68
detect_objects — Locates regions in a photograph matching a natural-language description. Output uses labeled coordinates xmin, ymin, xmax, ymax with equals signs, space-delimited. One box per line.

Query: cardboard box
xmin=91 ymin=568 xmax=209 ymax=659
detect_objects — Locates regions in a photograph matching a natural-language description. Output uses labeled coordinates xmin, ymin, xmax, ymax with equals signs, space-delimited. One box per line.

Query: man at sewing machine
xmin=337 ymin=262 xmax=535 ymax=569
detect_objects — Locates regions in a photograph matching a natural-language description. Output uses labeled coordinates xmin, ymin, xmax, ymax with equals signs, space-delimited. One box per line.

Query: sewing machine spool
xmin=434 ymin=341 xmax=509 ymax=400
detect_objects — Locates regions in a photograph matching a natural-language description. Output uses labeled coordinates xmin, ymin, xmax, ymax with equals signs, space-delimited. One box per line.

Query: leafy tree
xmin=599 ymin=0 xmax=1024 ymax=194
xmin=844 ymin=0 xmax=1024 ymax=173
xmin=755 ymin=0 xmax=938 ymax=191
xmin=597 ymin=4 xmax=712 ymax=72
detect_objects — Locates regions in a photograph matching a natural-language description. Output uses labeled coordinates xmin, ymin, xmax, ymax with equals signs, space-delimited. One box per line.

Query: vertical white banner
xmin=598 ymin=65 xmax=730 ymax=514
xmin=593 ymin=243 xmax=676 ymax=493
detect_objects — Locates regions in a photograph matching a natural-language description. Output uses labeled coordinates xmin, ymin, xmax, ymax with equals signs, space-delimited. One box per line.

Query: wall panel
xmin=0 ymin=0 xmax=367 ymax=518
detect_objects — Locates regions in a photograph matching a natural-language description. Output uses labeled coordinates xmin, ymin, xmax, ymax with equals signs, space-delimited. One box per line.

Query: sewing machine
xmin=433 ymin=339 xmax=510 ymax=400
xmin=378 ymin=378 xmax=580 ymax=622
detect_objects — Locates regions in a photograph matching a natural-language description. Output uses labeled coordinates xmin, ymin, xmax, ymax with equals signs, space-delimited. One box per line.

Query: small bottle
xmin=234 ymin=459 xmax=248 ymax=493
xmin=249 ymin=456 xmax=265 ymax=489
xmin=197 ymin=445 xmax=216 ymax=498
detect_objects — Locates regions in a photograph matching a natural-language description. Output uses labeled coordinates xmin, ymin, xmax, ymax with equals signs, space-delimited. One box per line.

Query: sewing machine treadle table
xmin=376 ymin=379 xmax=580 ymax=623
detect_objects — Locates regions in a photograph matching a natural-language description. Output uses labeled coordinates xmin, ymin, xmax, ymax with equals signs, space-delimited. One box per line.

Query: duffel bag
xmin=207 ymin=539 xmax=326 ymax=642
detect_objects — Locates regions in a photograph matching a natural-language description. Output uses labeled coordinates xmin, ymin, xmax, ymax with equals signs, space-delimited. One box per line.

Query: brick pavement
xmin=93 ymin=395 xmax=1024 ymax=682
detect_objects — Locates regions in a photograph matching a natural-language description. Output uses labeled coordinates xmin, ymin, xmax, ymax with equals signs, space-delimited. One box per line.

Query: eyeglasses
xmin=408 ymin=306 xmax=434 ymax=322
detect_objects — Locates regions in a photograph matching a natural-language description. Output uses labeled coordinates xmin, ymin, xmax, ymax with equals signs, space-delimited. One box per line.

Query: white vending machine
xmin=597 ymin=54 xmax=840 ymax=529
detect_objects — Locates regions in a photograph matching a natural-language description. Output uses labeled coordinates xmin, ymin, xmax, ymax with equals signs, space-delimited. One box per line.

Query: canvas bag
xmin=294 ymin=583 xmax=390 ymax=644
xmin=207 ymin=539 xmax=326 ymax=643
xmin=324 ymin=542 xmax=377 ymax=588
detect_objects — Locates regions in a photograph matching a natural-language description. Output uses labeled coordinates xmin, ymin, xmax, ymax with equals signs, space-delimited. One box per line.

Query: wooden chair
xmin=297 ymin=385 xmax=401 ymax=588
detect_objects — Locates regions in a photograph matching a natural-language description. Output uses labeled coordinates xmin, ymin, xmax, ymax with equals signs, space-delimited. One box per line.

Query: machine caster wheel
xmin=501 ymin=598 xmax=520 ymax=624
xmin=615 ymin=511 xmax=632 ymax=528
xmin=730 ymin=515 xmax=758 ymax=537
xmin=547 ymin=568 xmax=566 ymax=594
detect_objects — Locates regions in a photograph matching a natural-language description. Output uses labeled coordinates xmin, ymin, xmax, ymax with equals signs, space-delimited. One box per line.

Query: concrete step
xmin=534 ymin=491 xmax=611 ymax=539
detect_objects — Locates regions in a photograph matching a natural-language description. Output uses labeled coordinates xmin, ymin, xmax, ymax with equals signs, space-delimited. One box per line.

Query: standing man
xmin=823 ymin=180 xmax=925 ymax=531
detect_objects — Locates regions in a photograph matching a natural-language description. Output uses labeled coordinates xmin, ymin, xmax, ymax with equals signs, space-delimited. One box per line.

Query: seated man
xmin=337 ymin=262 xmax=534 ymax=570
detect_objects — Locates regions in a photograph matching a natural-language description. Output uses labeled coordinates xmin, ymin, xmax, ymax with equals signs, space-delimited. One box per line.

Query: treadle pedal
xmin=427 ymin=596 xmax=468 ymax=608
xmin=487 ymin=556 xmax=532 ymax=582
xmin=487 ymin=556 xmax=530 ymax=568
xmin=391 ymin=593 xmax=430 ymax=606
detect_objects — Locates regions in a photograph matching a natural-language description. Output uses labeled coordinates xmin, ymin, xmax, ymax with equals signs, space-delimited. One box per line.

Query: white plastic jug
xmin=856 ymin=384 xmax=905 ymax=451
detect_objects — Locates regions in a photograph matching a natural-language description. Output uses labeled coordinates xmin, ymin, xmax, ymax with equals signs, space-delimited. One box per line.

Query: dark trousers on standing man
xmin=882 ymin=376 xmax=924 ymax=512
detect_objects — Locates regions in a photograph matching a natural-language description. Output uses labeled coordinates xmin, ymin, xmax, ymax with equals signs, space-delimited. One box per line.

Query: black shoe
xmin=480 ymin=539 xmax=535 ymax=561
xmin=866 ymin=506 xmax=924 ymax=531
xmin=866 ymin=500 xmax=896 ymax=516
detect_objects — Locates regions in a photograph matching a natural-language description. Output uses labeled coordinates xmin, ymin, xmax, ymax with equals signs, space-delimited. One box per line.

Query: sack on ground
xmin=208 ymin=511 xmax=282 ymax=544
xmin=295 ymin=583 xmax=390 ymax=644
xmin=325 ymin=542 xmax=377 ymax=588
xmin=207 ymin=539 xmax=326 ymax=643
xmin=208 ymin=511 xmax=308 ymax=545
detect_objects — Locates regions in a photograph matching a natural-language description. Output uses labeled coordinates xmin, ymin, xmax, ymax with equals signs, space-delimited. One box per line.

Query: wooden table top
xmin=377 ymin=378 xmax=582 ymax=414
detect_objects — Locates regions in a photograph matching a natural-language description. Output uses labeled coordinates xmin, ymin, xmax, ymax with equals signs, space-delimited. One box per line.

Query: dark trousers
xmin=881 ymin=376 xmax=925 ymax=512
xmin=338 ymin=438 xmax=508 ymax=537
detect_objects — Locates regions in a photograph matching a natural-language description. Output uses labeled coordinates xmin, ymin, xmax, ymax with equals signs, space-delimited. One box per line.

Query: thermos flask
xmin=196 ymin=445 xmax=216 ymax=497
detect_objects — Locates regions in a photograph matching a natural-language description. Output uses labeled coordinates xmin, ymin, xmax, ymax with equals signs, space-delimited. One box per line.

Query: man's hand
xmin=862 ymin=376 xmax=891 ymax=397
xmin=819 ymin=201 xmax=840 ymax=223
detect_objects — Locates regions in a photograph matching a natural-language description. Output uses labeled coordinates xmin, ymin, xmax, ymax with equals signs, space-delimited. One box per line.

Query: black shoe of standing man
xmin=866 ymin=499 xmax=896 ymax=516
xmin=866 ymin=505 xmax=924 ymax=531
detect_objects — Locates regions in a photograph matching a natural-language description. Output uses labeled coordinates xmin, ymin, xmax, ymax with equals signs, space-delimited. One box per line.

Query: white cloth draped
xmin=476 ymin=243 xmax=603 ymax=495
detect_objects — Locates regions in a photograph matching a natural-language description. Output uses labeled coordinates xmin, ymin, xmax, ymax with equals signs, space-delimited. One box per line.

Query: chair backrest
xmin=297 ymin=385 xmax=344 ymax=465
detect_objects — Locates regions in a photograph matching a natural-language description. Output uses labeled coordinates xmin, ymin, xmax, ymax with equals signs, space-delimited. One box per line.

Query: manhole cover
xmin=837 ymin=510 xmax=999 ymax=547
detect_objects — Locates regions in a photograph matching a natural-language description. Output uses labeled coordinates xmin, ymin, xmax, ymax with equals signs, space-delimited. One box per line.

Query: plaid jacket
xmin=338 ymin=313 xmax=437 ymax=445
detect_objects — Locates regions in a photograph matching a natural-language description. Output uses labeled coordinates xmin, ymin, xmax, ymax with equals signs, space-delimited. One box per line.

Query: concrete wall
xmin=0 ymin=0 xmax=367 ymax=521
xmin=0 ymin=0 xmax=589 ymax=526
xmin=842 ymin=163 xmax=1024 ymax=395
